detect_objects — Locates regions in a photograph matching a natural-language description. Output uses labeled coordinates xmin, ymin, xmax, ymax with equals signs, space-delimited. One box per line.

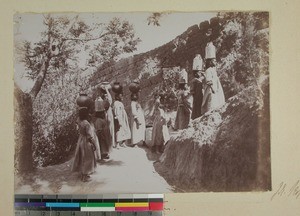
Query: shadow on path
xmin=98 ymin=159 xmax=124 ymax=166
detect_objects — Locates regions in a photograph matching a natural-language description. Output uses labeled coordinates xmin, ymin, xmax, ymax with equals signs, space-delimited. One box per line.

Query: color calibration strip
xmin=15 ymin=194 xmax=164 ymax=215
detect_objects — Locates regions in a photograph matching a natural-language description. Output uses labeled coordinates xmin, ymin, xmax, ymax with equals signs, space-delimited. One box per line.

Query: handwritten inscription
xmin=288 ymin=180 xmax=300 ymax=198
xmin=271 ymin=180 xmax=300 ymax=200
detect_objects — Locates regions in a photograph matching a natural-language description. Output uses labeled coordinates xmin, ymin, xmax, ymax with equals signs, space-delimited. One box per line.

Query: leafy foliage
xmin=142 ymin=66 xmax=179 ymax=115
xmin=147 ymin=13 xmax=164 ymax=26
xmin=215 ymin=12 xmax=269 ymax=99
xmin=16 ymin=14 xmax=141 ymax=167
xmin=88 ymin=17 xmax=141 ymax=65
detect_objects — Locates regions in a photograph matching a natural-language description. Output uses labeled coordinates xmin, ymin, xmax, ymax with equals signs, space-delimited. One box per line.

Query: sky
xmin=14 ymin=12 xmax=216 ymax=91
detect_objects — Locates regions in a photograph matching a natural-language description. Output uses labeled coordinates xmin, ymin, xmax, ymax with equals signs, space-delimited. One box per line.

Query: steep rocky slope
xmin=156 ymin=84 xmax=270 ymax=191
xmin=154 ymin=12 xmax=270 ymax=191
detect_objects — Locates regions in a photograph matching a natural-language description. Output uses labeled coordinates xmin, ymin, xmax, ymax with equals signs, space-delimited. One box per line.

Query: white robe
xmin=114 ymin=101 xmax=131 ymax=142
xmin=202 ymin=67 xmax=225 ymax=114
xmin=131 ymin=101 xmax=146 ymax=144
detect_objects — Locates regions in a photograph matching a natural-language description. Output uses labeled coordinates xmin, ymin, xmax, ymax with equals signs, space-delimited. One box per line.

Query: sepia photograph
xmin=14 ymin=11 xmax=270 ymax=194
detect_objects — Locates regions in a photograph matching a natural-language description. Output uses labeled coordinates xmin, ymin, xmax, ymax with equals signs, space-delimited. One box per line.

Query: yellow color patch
xmin=115 ymin=202 xmax=149 ymax=207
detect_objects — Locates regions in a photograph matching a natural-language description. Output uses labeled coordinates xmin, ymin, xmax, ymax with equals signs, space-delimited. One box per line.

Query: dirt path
xmin=15 ymin=145 xmax=173 ymax=194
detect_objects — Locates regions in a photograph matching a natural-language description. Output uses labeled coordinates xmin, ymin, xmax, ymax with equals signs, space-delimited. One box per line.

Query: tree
xmin=147 ymin=13 xmax=163 ymax=26
xmin=147 ymin=13 xmax=169 ymax=26
xmin=214 ymin=12 xmax=269 ymax=98
xmin=15 ymin=14 xmax=140 ymax=173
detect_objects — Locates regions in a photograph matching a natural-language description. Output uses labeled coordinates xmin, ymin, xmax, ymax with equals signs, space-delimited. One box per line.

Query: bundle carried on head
xmin=205 ymin=41 xmax=216 ymax=60
xmin=99 ymin=81 xmax=111 ymax=94
xmin=193 ymin=54 xmax=203 ymax=71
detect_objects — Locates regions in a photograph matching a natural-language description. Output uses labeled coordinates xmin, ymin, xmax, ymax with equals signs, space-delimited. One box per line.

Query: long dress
xmin=131 ymin=101 xmax=146 ymax=145
xmin=114 ymin=100 xmax=131 ymax=142
xmin=174 ymin=90 xmax=192 ymax=130
xmin=201 ymin=67 xmax=225 ymax=114
xmin=94 ymin=117 xmax=110 ymax=157
xmin=72 ymin=120 xmax=97 ymax=175
xmin=76 ymin=118 xmax=101 ymax=161
xmin=90 ymin=122 xmax=101 ymax=160
xmin=190 ymin=78 xmax=203 ymax=120
xmin=95 ymin=94 xmax=115 ymax=150
xmin=151 ymin=104 xmax=170 ymax=147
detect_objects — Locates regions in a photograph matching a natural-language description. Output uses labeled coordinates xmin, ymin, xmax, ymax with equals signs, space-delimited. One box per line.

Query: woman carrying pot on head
xmin=151 ymin=94 xmax=170 ymax=154
xmin=174 ymin=80 xmax=193 ymax=130
xmin=95 ymin=84 xmax=115 ymax=153
xmin=191 ymin=54 xmax=204 ymax=119
xmin=130 ymin=93 xmax=146 ymax=147
xmin=94 ymin=100 xmax=111 ymax=160
xmin=72 ymin=107 xmax=97 ymax=182
xmin=201 ymin=58 xmax=225 ymax=114
xmin=113 ymin=93 xmax=131 ymax=148
xmin=190 ymin=70 xmax=204 ymax=120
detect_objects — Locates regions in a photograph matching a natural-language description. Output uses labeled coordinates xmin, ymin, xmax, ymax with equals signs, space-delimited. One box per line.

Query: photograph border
xmin=1 ymin=0 xmax=300 ymax=215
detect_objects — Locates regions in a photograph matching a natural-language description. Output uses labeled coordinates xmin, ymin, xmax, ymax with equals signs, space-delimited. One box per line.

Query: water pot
xmin=111 ymin=82 xmax=123 ymax=94
xmin=76 ymin=93 xmax=93 ymax=108
xmin=129 ymin=81 xmax=141 ymax=93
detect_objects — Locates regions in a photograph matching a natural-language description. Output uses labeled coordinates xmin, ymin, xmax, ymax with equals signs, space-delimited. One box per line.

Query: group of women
xmin=71 ymin=83 xmax=170 ymax=182
xmin=71 ymin=40 xmax=225 ymax=182
xmin=174 ymin=42 xmax=225 ymax=130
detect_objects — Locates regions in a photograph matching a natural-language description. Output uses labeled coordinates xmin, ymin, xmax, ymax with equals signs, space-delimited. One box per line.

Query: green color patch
xmin=80 ymin=203 xmax=115 ymax=207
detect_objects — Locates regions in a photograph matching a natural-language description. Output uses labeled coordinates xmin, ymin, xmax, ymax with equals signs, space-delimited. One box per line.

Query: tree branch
xmin=62 ymin=31 xmax=109 ymax=42
xmin=25 ymin=53 xmax=41 ymax=58
xmin=29 ymin=56 xmax=51 ymax=99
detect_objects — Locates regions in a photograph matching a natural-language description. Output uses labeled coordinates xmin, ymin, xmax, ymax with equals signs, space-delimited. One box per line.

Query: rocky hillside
xmin=156 ymin=84 xmax=270 ymax=191
xmin=155 ymin=12 xmax=270 ymax=191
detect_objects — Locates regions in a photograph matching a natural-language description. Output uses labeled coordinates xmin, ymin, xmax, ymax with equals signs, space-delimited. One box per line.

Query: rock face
xmin=155 ymin=14 xmax=271 ymax=190
xmin=156 ymin=83 xmax=270 ymax=192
